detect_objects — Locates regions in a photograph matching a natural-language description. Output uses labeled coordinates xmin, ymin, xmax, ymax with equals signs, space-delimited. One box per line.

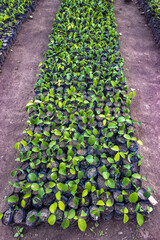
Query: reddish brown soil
xmin=0 ymin=0 xmax=160 ymax=239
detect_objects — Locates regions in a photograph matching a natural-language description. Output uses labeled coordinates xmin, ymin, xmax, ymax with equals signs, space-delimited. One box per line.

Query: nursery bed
xmin=0 ymin=0 xmax=39 ymax=68
xmin=138 ymin=0 xmax=160 ymax=46
xmin=0 ymin=0 xmax=159 ymax=239
xmin=2 ymin=0 xmax=153 ymax=230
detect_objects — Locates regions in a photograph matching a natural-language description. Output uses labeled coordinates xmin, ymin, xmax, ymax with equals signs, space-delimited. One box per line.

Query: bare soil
xmin=0 ymin=0 xmax=160 ymax=239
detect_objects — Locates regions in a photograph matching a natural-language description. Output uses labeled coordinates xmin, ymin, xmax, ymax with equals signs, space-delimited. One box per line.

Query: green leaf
xmin=57 ymin=183 xmax=64 ymax=191
xmin=51 ymin=172 xmax=57 ymax=181
xmin=31 ymin=183 xmax=39 ymax=191
xmin=142 ymin=176 xmax=147 ymax=181
xmin=48 ymin=214 xmax=56 ymax=225
xmin=108 ymin=122 xmax=117 ymax=129
xmin=21 ymin=140 xmax=27 ymax=147
xmin=124 ymin=134 xmax=131 ymax=140
xmin=100 ymin=165 xmax=106 ymax=173
xmin=137 ymin=140 xmax=143 ymax=146
xmin=123 ymin=213 xmax=129 ymax=224
xmin=32 ymin=147 xmax=39 ymax=152
xmin=38 ymin=187 xmax=44 ymax=197
xmin=122 ymin=177 xmax=130 ymax=186
xmin=106 ymin=199 xmax=113 ymax=207
xmin=8 ymin=195 xmax=18 ymax=203
xmin=82 ymin=189 xmax=88 ymax=197
xmin=14 ymin=233 xmax=19 ymax=237
xmin=117 ymin=116 xmax=125 ymax=123
xmin=106 ymin=178 xmax=115 ymax=188
xmin=54 ymin=129 xmax=61 ymax=136
xmin=78 ymin=171 xmax=84 ymax=179
xmin=29 ymin=215 xmax=35 ymax=223
xmin=117 ymin=195 xmax=123 ymax=202
xmin=120 ymin=152 xmax=125 ymax=158
xmin=111 ymin=145 xmax=119 ymax=151
xmin=129 ymin=192 xmax=138 ymax=203
xmin=61 ymin=219 xmax=70 ymax=229
xmin=86 ymin=155 xmax=94 ymax=164
xmin=85 ymin=182 xmax=91 ymax=191
xmin=0 ymin=213 xmax=3 ymax=219
xmin=81 ymin=210 xmax=87 ymax=217
xmin=27 ymin=130 xmax=33 ymax=136
xmin=106 ymin=132 xmax=113 ymax=138
xmin=88 ymin=135 xmax=96 ymax=145
xmin=114 ymin=152 xmax=120 ymax=162
xmin=107 ymin=157 xmax=114 ymax=163
xmin=68 ymin=209 xmax=75 ymax=219
xmin=73 ymin=197 xmax=79 ymax=206
xmin=49 ymin=141 xmax=56 ymax=148
xmin=93 ymin=128 xmax=97 ymax=136
xmin=124 ymin=207 xmax=128 ymax=214
xmin=102 ymin=171 xmax=110 ymax=180
xmin=58 ymin=101 xmax=63 ymax=108
xmin=136 ymin=213 xmax=144 ymax=226
xmin=56 ymin=191 xmax=61 ymax=200
xmin=23 ymin=192 xmax=31 ymax=199
xmin=96 ymin=200 xmax=105 ymax=206
xmin=58 ymin=201 xmax=65 ymax=211
xmin=49 ymin=182 xmax=56 ymax=188
xmin=42 ymin=141 xmax=48 ymax=147
xmin=28 ymin=173 xmax=37 ymax=181
xmin=14 ymin=142 xmax=20 ymax=151
xmin=21 ymin=199 xmax=26 ymax=208
xmin=11 ymin=170 xmax=17 ymax=177
xmin=49 ymin=202 xmax=57 ymax=214
xmin=47 ymin=104 xmax=53 ymax=112
xmin=78 ymin=218 xmax=87 ymax=232
xmin=132 ymin=173 xmax=141 ymax=179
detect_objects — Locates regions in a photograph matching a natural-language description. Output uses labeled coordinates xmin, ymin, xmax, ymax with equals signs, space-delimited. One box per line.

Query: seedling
xmin=14 ymin=226 xmax=24 ymax=240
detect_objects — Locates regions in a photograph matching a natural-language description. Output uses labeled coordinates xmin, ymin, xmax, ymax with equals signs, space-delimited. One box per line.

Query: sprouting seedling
xmin=14 ymin=226 xmax=24 ymax=240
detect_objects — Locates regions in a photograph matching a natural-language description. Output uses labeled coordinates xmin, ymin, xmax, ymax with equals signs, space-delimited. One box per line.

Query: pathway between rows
xmin=0 ymin=0 xmax=159 ymax=239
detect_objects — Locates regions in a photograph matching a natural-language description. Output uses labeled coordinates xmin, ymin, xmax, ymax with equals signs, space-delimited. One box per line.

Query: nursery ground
xmin=0 ymin=0 xmax=160 ymax=239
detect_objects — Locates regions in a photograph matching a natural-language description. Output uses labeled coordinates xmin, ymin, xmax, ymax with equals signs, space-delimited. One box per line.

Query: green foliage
xmin=78 ymin=218 xmax=87 ymax=232
xmin=48 ymin=215 xmax=56 ymax=225
xmin=8 ymin=195 xmax=18 ymax=203
xmin=14 ymin=226 xmax=24 ymax=239
xmin=129 ymin=192 xmax=138 ymax=203
xmin=1 ymin=0 xmax=151 ymax=234
xmin=148 ymin=0 xmax=160 ymax=22
xmin=136 ymin=213 xmax=144 ymax=226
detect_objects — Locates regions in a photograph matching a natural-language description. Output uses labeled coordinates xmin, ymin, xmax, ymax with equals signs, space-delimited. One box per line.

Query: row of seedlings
xmin=0 ymin=0 xmax=38 ymax=68
xmin=138 ymin=0 xmax=160 ymax=46
xmin=1 ymin=0 xmax=153 ymax=232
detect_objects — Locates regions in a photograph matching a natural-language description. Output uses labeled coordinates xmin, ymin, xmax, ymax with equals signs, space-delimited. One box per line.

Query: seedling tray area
xmin=2 ymin=0 xmax=153 ymax=232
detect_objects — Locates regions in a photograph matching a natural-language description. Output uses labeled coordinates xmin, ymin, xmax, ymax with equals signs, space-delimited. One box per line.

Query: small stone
xmin=118 ymin=232 xmax=123 ymax=235
xmin=148 ymin=196 xmax=158 ymax=206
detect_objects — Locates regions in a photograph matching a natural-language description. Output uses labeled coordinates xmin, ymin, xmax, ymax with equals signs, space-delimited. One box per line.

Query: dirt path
xmin=0 ymin=0 xmax=160 ymax=239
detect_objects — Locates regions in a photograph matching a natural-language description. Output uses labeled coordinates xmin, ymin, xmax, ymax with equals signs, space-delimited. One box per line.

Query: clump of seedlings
xmin=138 ymin=0 xmax=160 ymax=46
xmin=0 ymin=0 xmax=38 ymax=67
xmin=1 ymin=0 xmax=153 ymax=233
